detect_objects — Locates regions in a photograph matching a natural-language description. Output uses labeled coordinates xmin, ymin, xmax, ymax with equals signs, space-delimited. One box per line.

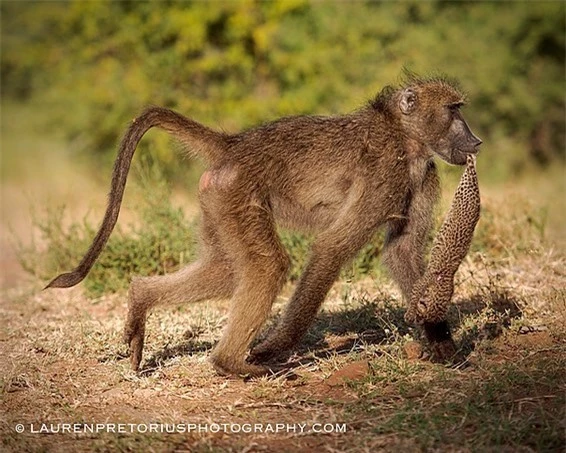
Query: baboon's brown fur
xmin=47 ymin=75 xmax=482 ymax=376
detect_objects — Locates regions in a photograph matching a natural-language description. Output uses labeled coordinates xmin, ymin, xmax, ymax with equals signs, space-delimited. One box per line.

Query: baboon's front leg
xmin=382 ymin=162 xmax=439 ymax=300
xmin=382 ymin=217 xmax=426 ymax=299
xmin=382 ymin=164 xmax=457 ymax=359
xmin=406 ymin=155 xmax=481 ymax=361
xmin=383 ymin=217 xmax=457 ymax=360
xmin=383 ymin=220 xmax=457 ymax=359
xmin=249 ymin=216 xmax=375 ymax=364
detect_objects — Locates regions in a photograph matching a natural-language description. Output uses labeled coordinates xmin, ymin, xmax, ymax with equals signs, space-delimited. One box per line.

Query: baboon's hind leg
xmin=124 ymin=257 xmax=235 ymax=371
xmin=124 ymin=212 xmax=235 ymax=371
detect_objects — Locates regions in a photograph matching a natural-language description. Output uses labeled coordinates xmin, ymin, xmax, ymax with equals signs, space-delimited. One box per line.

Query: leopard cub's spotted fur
xmin=405 ymin=154 xmax=480 ymax=324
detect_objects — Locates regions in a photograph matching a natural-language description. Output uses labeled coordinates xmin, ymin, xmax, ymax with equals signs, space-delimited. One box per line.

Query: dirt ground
xmin=1 ymin=246 xmax=565 ymax=451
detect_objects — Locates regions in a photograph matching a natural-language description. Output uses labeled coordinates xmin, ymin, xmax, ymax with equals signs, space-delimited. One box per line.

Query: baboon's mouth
xmin=447 ymin=148 xmax=474 ymax=166
xmin=471 ymin=137 xmax=483 ymax=153
xmin=457 ymin=147 xmax=480 ymax=156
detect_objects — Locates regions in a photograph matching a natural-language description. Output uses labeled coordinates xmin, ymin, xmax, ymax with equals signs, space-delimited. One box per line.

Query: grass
xmin=352 ymin=354 xmax=564 ymax=451
xmin=2 ymin=242 xmax=564 ymax=451
xmin=2 ymin=102 xmax=565 ymax=452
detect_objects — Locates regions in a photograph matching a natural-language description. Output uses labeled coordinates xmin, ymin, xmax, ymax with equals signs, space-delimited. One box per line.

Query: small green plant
xmin=17 ymin=164 xmax=199 ymax=297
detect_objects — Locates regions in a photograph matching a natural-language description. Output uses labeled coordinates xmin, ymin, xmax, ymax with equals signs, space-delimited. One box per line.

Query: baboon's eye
xmin=448 ymin=102 xmax=464 ymax=113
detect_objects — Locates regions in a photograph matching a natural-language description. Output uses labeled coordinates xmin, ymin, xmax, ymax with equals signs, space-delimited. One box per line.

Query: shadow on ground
xmin=127 ymin=288 xmax=524 ymax=375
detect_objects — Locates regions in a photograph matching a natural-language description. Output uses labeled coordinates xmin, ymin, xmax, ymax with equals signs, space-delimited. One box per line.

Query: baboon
xmin=46 ymin=75 xmax=482 ymax=376
xmin=404 ymin=154 xmax=481 ymax=359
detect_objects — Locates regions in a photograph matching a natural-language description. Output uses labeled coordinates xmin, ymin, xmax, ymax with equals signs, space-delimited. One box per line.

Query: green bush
xmin=2 ymin=1 xmax=564 ymax=182
xmin=18 ymin=166 xmax=198 ymax=296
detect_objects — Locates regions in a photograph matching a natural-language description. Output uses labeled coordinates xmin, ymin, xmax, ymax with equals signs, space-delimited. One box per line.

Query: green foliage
xmin=1 ymin=1 xmax=564 ymax=181
xmin=280 ymin=230 xmax=384 ymax=282
xmin=18 ymin=166 xmax=199 ymax=296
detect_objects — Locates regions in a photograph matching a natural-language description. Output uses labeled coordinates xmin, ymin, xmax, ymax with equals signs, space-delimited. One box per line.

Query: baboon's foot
xmin=423 ymin=320 xmax=457 ymax=363
xmin=123 ymin=279 xmax=152 ymax=371
xmin=210 ymin=353 xmax=269 ymax=378
xmin=123 ymin=313 xmax=146 ymax=371
xmin=123 ymin=292 xmax=146 ymax=372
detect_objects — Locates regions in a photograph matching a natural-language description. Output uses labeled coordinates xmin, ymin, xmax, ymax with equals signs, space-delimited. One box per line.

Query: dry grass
xmin=1 ymin=241 xmax=565 ymax=451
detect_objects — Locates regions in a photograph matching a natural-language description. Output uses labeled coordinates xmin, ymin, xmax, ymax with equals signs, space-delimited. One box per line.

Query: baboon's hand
xmin=248 ymin=338 xmax=291 ymax=364
xmin=429 ymin=338 xmax=457 ymax=363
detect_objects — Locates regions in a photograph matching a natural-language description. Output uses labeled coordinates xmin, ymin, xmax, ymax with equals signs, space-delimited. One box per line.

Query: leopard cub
xmin=405 ymin=154 xmax=480 ymax=325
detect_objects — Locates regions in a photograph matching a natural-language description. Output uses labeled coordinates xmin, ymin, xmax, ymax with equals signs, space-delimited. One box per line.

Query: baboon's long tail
xmin=45 ymin=106 xmax=225 ymax=289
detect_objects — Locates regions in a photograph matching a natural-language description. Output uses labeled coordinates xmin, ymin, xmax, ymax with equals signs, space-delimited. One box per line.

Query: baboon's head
xmin=399 ymin=78 xmax=482 ymax=165
xmin=373 ymin=76 xmax=482 ymax=165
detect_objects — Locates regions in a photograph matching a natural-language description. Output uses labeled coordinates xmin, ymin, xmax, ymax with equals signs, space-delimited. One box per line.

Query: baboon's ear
xmin=399 ymin=88 xmax=417 ymax=115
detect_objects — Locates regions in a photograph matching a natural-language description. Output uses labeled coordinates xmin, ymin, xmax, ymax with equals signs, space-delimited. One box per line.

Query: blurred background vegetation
xmin=1 ymin=1 xmax=564 ymax=294
xmin=2 ymin=0 xmax=564 ymax=179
